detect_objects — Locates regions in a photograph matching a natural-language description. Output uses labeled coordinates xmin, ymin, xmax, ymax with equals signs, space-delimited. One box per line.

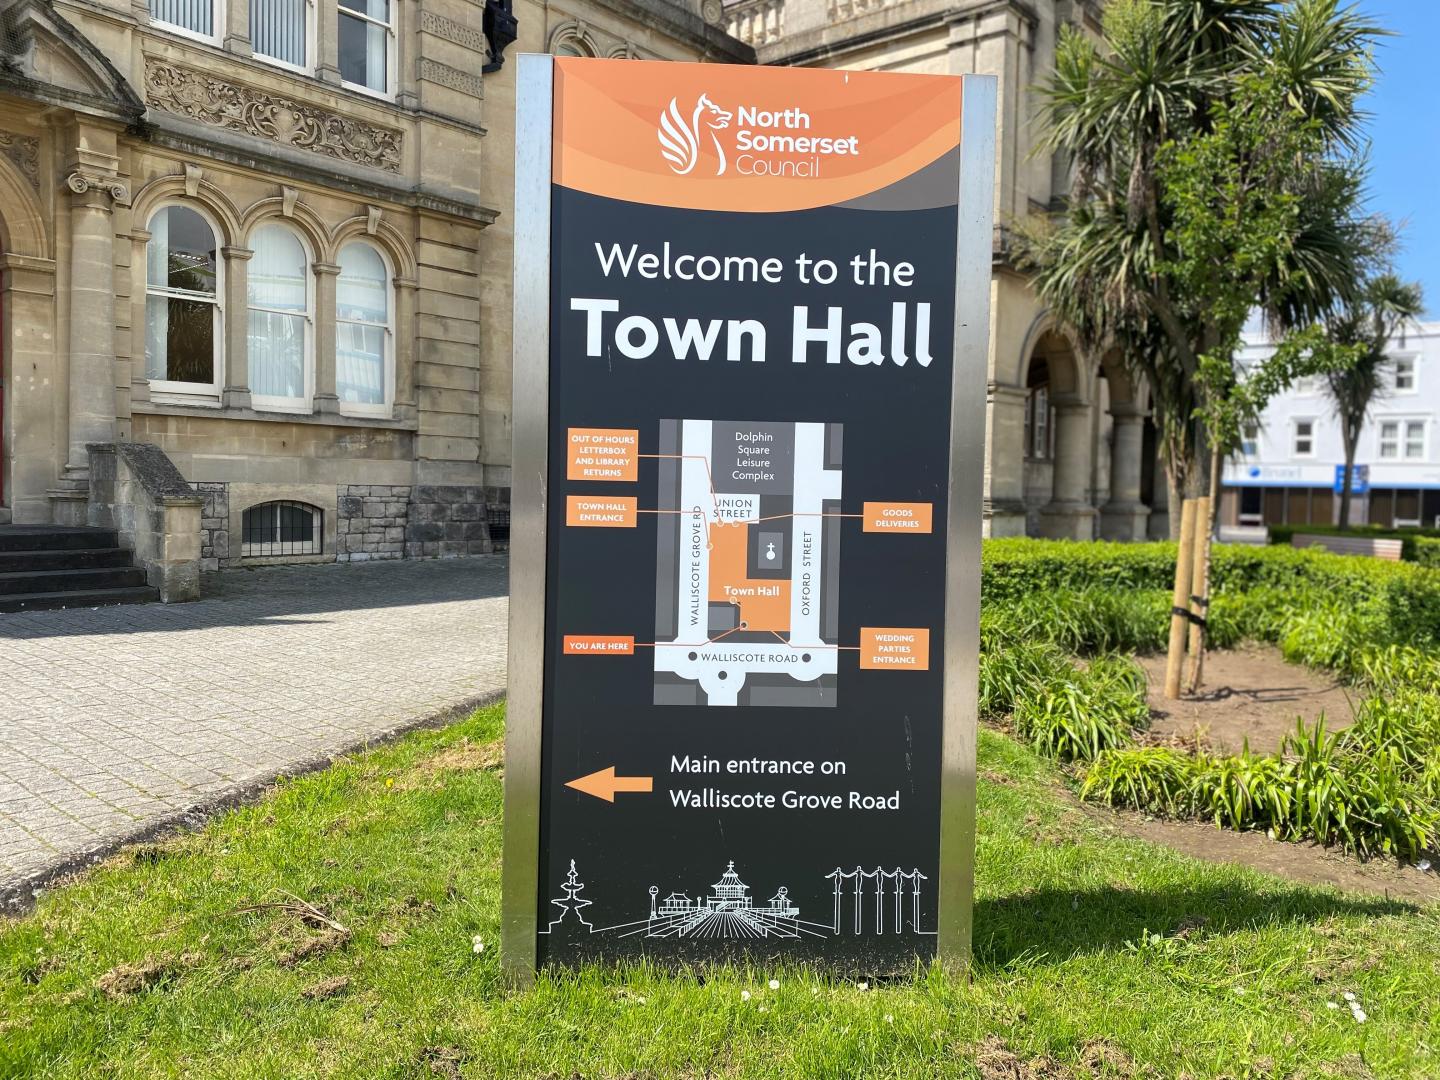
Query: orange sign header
xmin=553 ymin=58 xmax=962 ymax=213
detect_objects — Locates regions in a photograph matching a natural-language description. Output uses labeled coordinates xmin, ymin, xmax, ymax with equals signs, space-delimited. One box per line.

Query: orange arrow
xmin=566 ymin=766 xmax=654 ymax=803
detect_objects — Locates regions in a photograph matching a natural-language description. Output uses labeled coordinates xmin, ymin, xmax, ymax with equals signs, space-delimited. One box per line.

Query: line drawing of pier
xmin=540 ymin=859 xmax=933 ymax=939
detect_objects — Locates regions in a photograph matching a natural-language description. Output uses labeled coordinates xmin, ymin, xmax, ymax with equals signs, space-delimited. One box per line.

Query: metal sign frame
xmin=501 ymin=52 xmax=996 ymax=983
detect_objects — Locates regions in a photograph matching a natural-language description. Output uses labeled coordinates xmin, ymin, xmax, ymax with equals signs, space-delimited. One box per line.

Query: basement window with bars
xmin=241 ymin=501 xmax=323 ymax=557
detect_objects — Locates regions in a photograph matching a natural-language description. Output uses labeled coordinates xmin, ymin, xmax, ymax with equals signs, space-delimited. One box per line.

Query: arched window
xmin=146 ymin=205 xmax=222 ymax=398
xmin=336 ymin=241 xmax=393 ymax=415
xmin=550 ymin=23 xmax=596 ymax=56
xmin=241 ymin=500 xmax=323 ymax=556
xmin=248 ymin=225 xmax=312 ymax=411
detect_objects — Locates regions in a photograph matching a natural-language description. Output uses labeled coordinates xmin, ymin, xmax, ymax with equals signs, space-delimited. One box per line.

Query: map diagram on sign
xmin=653 ymin=419 xmax=843 ymax=707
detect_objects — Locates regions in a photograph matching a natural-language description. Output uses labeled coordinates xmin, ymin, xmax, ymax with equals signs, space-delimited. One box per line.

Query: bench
xmin=1290 ymin=533 xmax=1404 ymax=561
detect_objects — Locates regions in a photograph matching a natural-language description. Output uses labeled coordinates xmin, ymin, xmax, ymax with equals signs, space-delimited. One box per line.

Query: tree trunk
xmin=1168 ymin=470 xmax=1183 ymax=539
xmin=1338 ymin=429 xmax=1357 ymax=529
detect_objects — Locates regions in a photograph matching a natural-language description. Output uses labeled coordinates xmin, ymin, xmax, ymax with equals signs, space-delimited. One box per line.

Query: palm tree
xmin=1026 ymin=0 xmax=1381 ymax=532
xmin=1323 ymin=272 xmax=1425 ymax=527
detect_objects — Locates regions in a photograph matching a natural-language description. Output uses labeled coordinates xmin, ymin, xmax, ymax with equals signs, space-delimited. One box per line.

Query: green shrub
xmin=1013 ymin=682 xmax=1139 ymax=763
xmin=1189 ymin=748 xmax=1296 ymax=832
xmin=1081 ymin=747 xmax=1199 ymax=815
xmin=1352 ymin=645 xmax=1440 ymax=695
xmin=982 ymin=588 xmax=1170 ymax=654
xmin=1415 ymin=536 xmax=1440 ymax=568
xmin=977 ymin=641 xmax=1072 ymax=718
xmin=1009 ymin=653 xmax=1149 ymax=763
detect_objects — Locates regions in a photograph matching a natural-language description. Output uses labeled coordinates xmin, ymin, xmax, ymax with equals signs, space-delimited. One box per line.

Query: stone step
xmin=0 ymin=566 xmax=149 ymax=597
xmin=0 ymin=525 xmax=120 ymax=552
xmin=0 ymin=585 xmax=159 ymax=614
xmin=0 ymin=547 xmax=133 ymax=574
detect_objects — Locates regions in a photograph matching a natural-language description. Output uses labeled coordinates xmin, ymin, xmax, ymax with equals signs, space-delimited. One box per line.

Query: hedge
xmin=1266 ymin=522 xmax=1438 ymax=561
xmin=982 ymin=538 xmax=1440 ymax=647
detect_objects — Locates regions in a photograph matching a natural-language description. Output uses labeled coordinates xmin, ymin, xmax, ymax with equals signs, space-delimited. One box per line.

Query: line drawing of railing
xmin=825 ymin=866 xmax=927 ymax=934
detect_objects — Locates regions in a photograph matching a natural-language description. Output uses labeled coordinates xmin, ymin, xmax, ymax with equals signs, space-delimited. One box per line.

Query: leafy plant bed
xmin=4 ymin=705 xmax=1440 ymax=1078
xmin=981 ymin=540 xmax=1440 ymax=862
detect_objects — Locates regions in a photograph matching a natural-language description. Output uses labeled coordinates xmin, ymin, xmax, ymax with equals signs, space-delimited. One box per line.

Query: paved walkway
xmin=0 ymin=557 xmax=508 ymax=902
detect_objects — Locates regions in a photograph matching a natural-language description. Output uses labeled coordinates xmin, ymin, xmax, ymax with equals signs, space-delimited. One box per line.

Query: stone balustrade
xmin=726 ymin=0 xmax=785 ymax=46
xmin=87 ymin=443 xmax=202 ymax=603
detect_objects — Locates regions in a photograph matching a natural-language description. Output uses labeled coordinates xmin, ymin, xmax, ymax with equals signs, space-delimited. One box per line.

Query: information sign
xmin=502 ymin=55 xmax=996 ymax=977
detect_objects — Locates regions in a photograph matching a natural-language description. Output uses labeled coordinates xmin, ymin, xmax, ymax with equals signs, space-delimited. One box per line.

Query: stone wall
xmin=405 ymin=484 xmax=492 ymax=558
xmin=196 ymin=482 xmax=229 ymax=572
xmin=337 ymin=484 xmax=412 ymax=562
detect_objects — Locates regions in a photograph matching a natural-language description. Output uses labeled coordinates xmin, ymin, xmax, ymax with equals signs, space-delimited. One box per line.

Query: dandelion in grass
xmin=857 ymin=981 xmax=869 ymax=992
xmin=741 ymin=990 xmax=751 ymax=1002
xmin=768 ymin=979 xmax=779 ymax=990
xmin=471 ymin=935 xmax=484 ymax=954
xmin=884 ymin=1014 xmax=894 ymax=1024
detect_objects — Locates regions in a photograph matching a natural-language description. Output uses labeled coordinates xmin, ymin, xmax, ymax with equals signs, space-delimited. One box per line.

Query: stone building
xmin=725 ymin=0 xmax=1170 ymax=540
xmin=0 ymin=0 xmax=748 ymax=573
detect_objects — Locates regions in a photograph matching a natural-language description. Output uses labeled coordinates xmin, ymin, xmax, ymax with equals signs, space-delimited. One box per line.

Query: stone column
xmin=316 ymin=0 xmax=341 ymax=85
xmin=1148 ymin=442 xmax=1171 ymax=539
xmin=51 ymin=169 xmax=127 ymax=523
xmin=984 ymin=381 xmax=1028 ymax=537
xmin=313 ymin=261 xmax=341 ymax=415
xmin=224 ymin=0 xmax=252 ymax=55
xmin=394 ymin=276 xmax=418 ymax=422
xmin=1038 ymin=395 xmax=1098 ymax=539
xmin=2 ymin=253 xmax=58 ymax=524
xmin=1100 ymin=406 xmax=1150 ymax=541
xmin=222 ymin=246 xmax=253 ymax=409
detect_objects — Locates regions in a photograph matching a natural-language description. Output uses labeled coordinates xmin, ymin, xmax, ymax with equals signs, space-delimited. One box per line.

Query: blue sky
xmin=1361 ymin=2 xmax=1440 ymax=315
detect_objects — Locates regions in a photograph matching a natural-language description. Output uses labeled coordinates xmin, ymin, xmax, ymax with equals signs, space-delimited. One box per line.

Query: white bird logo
xmin=658 ymin=94 xmax=733 ymax=176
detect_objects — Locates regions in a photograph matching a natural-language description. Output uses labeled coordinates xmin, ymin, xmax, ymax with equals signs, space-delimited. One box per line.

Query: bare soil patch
xmin=1139 ymin=644 xmax=1355 ymax=754
xmin=1095 ymin=809 xmax=1440 ymax=906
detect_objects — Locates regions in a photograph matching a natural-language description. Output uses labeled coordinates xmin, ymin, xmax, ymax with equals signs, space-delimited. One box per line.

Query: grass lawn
xmin=3 ymin=703 xmax=1438 ymax=1079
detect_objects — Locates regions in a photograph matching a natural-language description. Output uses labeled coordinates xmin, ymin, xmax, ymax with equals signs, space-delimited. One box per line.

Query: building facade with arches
xmin=0 ymin=0 xmax=748 ymax=567
xmin=726 ymin=0 xmax=1170 ymax=540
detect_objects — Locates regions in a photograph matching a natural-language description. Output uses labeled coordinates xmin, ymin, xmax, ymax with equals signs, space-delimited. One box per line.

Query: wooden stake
xmin=1184 ymin=495 xmax=1213 ymax=695
xmin=1164 ymin=498 xmax=1198 ymax=699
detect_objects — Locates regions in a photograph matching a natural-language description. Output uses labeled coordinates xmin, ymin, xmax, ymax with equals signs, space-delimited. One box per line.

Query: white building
xmin=1220 ymin=321 xmax=1440 ymax=530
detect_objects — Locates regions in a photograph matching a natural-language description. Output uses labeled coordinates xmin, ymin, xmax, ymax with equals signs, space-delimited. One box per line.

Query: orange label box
xmin=563 ymin=635 xmax=636 ymax=656
xmin=566 ymin=495 xmax=638 ymax=527
xmin=862 ymin=502 xmax=933 ymax=534
xmin=859 ymin=628 xmax=930 ymax=671
xmin=567 ymin=428 xmax=639 ymax=482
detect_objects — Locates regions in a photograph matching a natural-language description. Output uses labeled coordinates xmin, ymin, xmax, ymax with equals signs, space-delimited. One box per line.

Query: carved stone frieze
xmin=143 ymin=59 xmax=403 ymax=173
xmin=418 ymin=10 xmax=487 ymax=52
xmin=0 ymin=132 xmax=40 ymax=190
xmin=417 ymin=58 xmax=484 ymax=99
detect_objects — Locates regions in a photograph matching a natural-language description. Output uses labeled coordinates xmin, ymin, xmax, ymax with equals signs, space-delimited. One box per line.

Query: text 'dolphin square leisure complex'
xmin=502 ymin=55 xmax=997 ymax=977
